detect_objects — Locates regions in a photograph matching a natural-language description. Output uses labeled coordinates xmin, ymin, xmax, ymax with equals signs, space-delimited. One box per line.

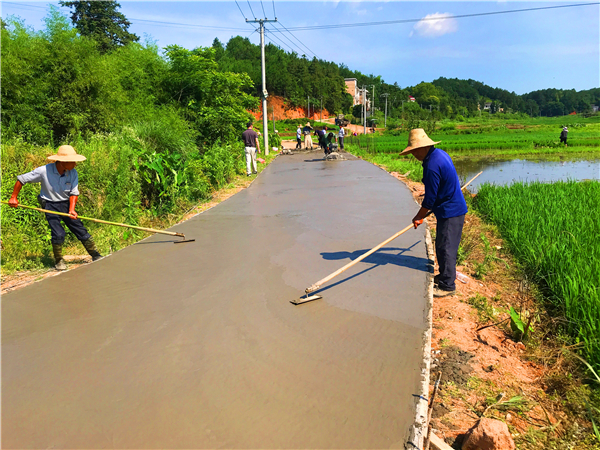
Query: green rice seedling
xmin=475 ymin=180 xmax=600 ymax=372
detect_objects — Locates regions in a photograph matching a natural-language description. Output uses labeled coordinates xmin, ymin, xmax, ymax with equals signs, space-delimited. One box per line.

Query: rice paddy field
xmin=346 ymin=114 xmax=600 ymax=373
xmin=476 ymin=181 xmax=600 ymax=372
xmin=347 ymin=116 xmax=600 ymax=158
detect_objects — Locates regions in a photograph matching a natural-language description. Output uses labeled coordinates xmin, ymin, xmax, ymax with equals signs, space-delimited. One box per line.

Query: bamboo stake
xmin=2 ymin=201 xmax=186 ymax=238
xmin=305 ymin=171 xmax=482 ymax=295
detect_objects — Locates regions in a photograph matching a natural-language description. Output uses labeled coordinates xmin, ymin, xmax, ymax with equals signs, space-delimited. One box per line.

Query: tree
xmin=59 ymin=1 xmax=138 ymax=53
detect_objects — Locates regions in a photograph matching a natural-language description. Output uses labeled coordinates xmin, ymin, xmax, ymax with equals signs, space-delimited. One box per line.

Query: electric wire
xmin=268 ymin=23 xmax=307 ymax=56
xmin=272 ymin=0 xmax=277 ymax=18
xmin=3 ymin=1 xmax=248 ymax=31
xmin=276 ymin=20 xmax=318 ymax=58
xmin=246 ymin=1 xmax=257 ymax=20
xmin=264 ymin=27 xmax=296 ymax=54
xmin=268 ymin=2 xmax=600 ymax=32
xmin=260 ymin=0 xmax=267 ymax=19
xmin=234 ymin=0 xmax=248 ymax=21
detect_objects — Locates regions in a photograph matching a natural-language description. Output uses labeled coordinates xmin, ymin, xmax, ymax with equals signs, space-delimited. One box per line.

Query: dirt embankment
xmin=248 ymin=95 xmax=331 ymax=121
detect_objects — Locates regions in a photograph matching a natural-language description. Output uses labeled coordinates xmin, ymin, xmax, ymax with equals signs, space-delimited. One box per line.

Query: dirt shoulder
xmin=384 ymin=169 xmax=599 ymax=450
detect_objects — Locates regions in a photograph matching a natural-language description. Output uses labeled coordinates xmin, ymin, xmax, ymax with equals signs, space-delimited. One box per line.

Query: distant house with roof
xmin=408 ymin=95 xmax=416 ymax=102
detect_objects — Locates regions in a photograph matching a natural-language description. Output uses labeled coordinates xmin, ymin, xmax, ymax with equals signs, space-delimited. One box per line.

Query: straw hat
xmin=400 ymin=128 xmax=441 ymax=155
xmin=306 ymin=122 xmax=311 ymax=127
xmin=47 ymin=145 xmax=86 ymax=162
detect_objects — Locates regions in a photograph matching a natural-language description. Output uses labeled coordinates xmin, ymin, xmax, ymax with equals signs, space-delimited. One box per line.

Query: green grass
xmin=475 ymin=181 xmax=600 ymax=373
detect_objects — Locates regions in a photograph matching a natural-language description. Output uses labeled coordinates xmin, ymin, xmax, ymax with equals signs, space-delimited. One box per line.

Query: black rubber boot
xmin=52 ymin=243 xmax=67 ymax=271
xmin=81 ymin=237 xmax=103 ymax=261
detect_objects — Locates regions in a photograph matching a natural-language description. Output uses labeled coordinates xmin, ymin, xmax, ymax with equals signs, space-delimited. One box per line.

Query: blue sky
xmin=2 ymin=1 xmax=598 ymax=94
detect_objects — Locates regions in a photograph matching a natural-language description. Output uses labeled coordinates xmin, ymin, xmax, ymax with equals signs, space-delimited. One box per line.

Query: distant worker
xmin=303 ymin=122 xmax=313 ymax=150
xmin=242 ymin=122 xmax=260 ymax=176
xmin=8 ymin=145 xmax=103 ymax=271
xmin=296 ymin=124 xmax=302 ymax=150
xmin=401 ymin=129 xmax=468 ymax=298
xmin=560 ymin=126 xmax=568 ymax=146
xmin=318 ymin=126 xmax=329 ymax=153
xmin=338 ymin=126 xmax=345 ymax=150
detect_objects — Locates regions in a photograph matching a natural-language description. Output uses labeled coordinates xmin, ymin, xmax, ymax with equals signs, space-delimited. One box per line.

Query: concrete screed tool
xmin=291 ymin=171 xmax=483 ymax=305
xmin=2 ymin=201 xmax=195 ymax=243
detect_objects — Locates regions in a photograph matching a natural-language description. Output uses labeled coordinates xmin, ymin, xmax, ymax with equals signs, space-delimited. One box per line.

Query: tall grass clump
xmin=475 ymin=180 xmax=600 ymax=372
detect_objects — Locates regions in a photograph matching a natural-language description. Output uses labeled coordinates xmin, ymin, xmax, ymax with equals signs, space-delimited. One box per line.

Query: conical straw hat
xmin=400 ymin=128 xmax=441 ymax=155
xmin=47 ymin=145 xmax=87 ymax=162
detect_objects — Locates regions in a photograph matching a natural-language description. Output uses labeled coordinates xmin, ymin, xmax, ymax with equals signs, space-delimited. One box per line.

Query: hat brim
xmin=399 ymin=141 xmax=441 ymax=156
xmin=47 ymin=154 xmax=87 ymax=162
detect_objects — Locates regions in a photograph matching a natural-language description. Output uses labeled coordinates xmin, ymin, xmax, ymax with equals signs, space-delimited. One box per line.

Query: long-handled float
xmin=1 ymin=201 xmax=195 ymax=243
xmin=291 ymin=172 xmax=483 ymax=305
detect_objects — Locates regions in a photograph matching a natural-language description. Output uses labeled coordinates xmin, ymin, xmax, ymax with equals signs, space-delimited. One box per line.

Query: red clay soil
xmin=248 ymin=95 xmax=331 ymax=121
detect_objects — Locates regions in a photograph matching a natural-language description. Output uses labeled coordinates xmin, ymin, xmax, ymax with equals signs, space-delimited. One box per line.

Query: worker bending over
xmin=401 ymin=129 xmax=467 ymax=297
xmin=8 ymin=145 xmax=102 ymax=271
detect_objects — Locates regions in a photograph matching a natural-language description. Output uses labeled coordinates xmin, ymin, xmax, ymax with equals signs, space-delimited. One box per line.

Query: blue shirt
xmin=421 ymin=148 xmax=467 ymax=219
xmin=17 ymin=163 xmax=80 ymax=202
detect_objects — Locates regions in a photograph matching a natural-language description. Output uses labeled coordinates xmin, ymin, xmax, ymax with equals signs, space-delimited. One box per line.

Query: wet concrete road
xmin=2 ymin=153 xmax=430 ymax=449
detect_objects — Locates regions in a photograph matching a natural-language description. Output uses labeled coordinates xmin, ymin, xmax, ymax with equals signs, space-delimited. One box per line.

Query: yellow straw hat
xmin=306 ymin=122 xmax=311 ymax=127
xmin=47 ymin=145 xmax=87 ymax=162
xmin=400 ymin=128 xmax=441 ymax=155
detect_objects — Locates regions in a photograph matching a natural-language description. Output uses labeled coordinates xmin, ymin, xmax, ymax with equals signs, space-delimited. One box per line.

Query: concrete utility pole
xmin=362 ymin=86 xmax=367 ymax=135
xmin=247 ymin=17 xmax=277 ymax=155
xmin=308 ymin=96 xmax=310 ymax=118
xmin=381 ymin=93 xmax=389 ymax=127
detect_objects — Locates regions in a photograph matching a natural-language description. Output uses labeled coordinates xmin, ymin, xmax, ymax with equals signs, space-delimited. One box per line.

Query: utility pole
xmin=308 ymin=96 xmax=310 ymax=118
xmin=247 ymin=17 xmax=277 ymax=155
xmin=372 ymin=85 xmax=375 ymax=112
xmin=381 ymin=93 xmax=389 ymax=127
xmin=362 ymin=86 xmax=367 ymax=135
xmin=272 ymin=108 xmax=276 ymax=133
xmin=320 ymin=98 xmax=322 ymax=122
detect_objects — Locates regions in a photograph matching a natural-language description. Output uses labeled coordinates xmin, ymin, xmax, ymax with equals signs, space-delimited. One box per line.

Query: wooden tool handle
xmin=305 ymin=171 xmax=482 ymax=294
xmin=1 ymin=201 xmax=185 ymax=238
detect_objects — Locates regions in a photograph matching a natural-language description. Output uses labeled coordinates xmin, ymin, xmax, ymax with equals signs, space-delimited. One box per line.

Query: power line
xmin=265 ymin=27 xmax=296 ymax=54
xmin=268 ymin=22 xmax=306 ymax=55
xmin=272 ymin=0 xmax=277 ymax=18
xmin=246 ymin=1 xmax=257 ymax=20
xmin=234 ymin=0 xmax=248 ymax=21
xmin=269 ymin=2 xmax=600 ymax=32
xmin=276 ymin=20 xmax=318 ymax=58
xmin=260 ymin=0 xmax=267 ymax=19
xmin=3 ymin=2 xmax=249 ymax=31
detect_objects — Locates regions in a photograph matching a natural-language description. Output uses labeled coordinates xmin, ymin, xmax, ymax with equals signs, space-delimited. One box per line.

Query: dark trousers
xmin=43 ymin=199 xmax=91 ymax=244
xmin=339 ymin=136 xmax=344 ymax=150
xmin=296 ymin=138 xmax=302 ymax=149
xmin=436 ymin=214 xmax=465 ymax=291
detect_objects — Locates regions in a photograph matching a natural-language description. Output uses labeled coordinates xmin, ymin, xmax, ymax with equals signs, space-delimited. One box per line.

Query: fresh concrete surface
xmin=2 ymin=152 xmax=430 ymax=449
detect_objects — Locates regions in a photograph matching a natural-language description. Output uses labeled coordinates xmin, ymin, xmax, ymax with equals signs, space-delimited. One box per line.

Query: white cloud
xmin=410 ymin=13 xmax=458 ymax=38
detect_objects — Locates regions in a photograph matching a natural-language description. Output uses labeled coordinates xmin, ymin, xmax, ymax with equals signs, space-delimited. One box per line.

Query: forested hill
xmin=213 ymin=36 xmax=600 ymax=118
xmin=212 ymin=37 xmax=352 ymax=115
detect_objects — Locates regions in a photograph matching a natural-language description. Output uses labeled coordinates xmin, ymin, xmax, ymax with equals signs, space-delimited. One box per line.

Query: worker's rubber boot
xmin=52 ymin=243 xmax=67 ymax=271
xmin=81 ymin=237 xmax=103 ymax=261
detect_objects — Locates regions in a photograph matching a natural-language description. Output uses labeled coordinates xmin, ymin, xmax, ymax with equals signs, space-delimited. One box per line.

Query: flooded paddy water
xmin=454 ymin=155 xmax=600 ymax=192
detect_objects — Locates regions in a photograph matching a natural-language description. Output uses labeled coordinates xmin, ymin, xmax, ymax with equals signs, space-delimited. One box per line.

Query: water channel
xmin=453 ymin=155 xmax=600 ymax=192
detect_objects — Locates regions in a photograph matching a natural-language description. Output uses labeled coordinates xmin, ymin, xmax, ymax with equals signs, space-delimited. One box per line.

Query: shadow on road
xmin=313 ymin=242 xmax=428 ymax=294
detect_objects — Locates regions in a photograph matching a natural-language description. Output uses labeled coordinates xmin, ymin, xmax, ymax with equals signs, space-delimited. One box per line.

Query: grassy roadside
xmin=0 ymin=147 xmax=278 ymax=291
xmin=347 ymin=143 xmax=600 ymax=449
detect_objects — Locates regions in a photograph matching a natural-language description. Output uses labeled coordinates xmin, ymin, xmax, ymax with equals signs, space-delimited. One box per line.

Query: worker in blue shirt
xmin=400 ymin=129 xmax=468 ymax=297
xmin=8 ymin=145 xmax=103 ymax=271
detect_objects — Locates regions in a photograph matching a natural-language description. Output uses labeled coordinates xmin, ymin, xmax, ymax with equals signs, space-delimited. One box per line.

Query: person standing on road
xmin=8 ymin=145 xmax=103 ymax=271
xmin=303 ymin=122 xmax=314 ymax=150
xmin=296 ymin=124 xmax=303 ymax=149
xmin=402 ymin=129 xmax=468 ymax=298
xmin=242 ymin=122 xmax=260 ymax=176
xmin=560 ymin=126 xmax=568 ymax=146
xmin=338 ymin=126 xmax=345 ymax=150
